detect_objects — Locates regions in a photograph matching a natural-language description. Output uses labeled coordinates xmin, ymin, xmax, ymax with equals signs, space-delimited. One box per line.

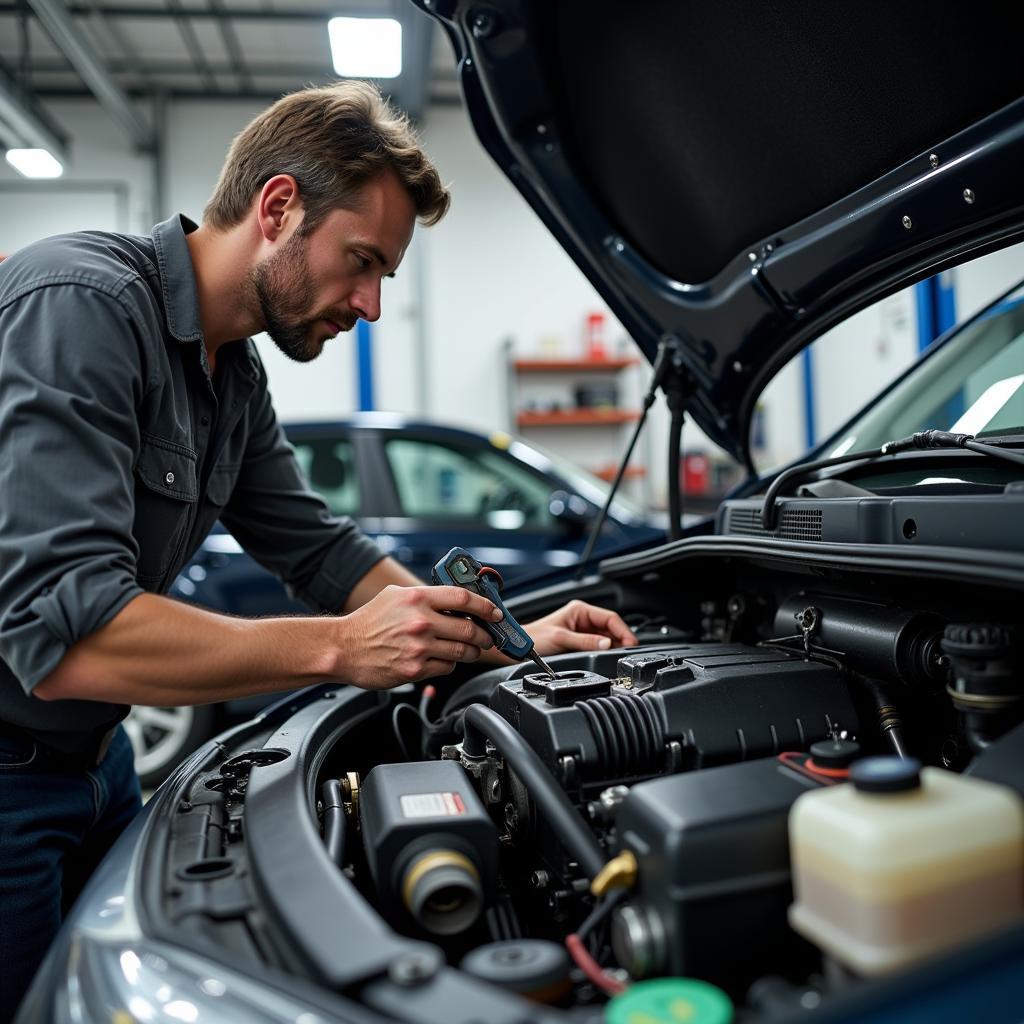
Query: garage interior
xmin=3 ymin=3 xmax=1024 ymax=1021
xmin=3 ymin=0 xmax=1021 ymax=513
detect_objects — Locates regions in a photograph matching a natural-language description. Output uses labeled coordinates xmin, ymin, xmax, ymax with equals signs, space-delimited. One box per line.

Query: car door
xmin=369 ymin=430 xmax=583 ymax=583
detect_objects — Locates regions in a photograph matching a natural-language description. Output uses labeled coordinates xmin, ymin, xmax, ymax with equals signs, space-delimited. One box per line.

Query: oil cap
xmin=850 ymin=756 xmax=922 ymax=793
xmin=809 ymin=738 xmax=860 ymax=769
xmin=606 ymin=978 xmax=733 ymax=1024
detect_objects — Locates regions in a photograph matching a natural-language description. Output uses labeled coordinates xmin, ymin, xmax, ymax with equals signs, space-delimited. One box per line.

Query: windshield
xmin=823 ymin=285 xmax=1024 ymax=458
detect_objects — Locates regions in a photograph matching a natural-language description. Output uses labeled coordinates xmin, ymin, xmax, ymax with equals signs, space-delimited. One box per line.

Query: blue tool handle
xmin=430 ymin=547 xmax=535 ymax=660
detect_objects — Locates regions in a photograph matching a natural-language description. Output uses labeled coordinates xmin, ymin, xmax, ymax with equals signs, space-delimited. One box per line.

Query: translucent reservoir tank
xmin=788 ymin=757 xmax=1024 ymax=977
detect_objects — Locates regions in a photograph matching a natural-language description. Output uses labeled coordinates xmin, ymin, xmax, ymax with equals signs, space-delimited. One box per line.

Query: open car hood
xmin=419 ymin=0 xmax=1024 ymax=466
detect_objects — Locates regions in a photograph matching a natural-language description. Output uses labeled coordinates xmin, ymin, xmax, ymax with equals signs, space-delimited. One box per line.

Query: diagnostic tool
xmin=431 ymin=547 xmax=556 ymax=678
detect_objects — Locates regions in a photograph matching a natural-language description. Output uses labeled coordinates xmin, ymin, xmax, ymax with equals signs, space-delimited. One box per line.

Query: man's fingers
xmin=558 ymin=630 xmax=613 ymax=652
xmin=432 ymin=612 xmax=494 ymax=651
xmin=440 ymin=640 xmax=483 ymax=663
xmin=601 ymin=610 xmax=638 ymax=648
xmin=427 ymin=584 xmax=503 ymax=622
xmin=422 ymin=658 xmax=458 ymax=678
xmin=569 ymin=602 xmax=636 ymax=648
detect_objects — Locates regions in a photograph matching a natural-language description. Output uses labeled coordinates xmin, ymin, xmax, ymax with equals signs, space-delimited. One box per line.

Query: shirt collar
xmin=152 ymin=213 xmax=262 ymax=383
xmin=152 ymin=214 xmax=204 ymax=345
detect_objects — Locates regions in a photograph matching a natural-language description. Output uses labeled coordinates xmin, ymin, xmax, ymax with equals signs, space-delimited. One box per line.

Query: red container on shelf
xmin=584 ymin=312 xmax=607 ymax=359
xmin=683 ymin=453 xmax=711 ymax=495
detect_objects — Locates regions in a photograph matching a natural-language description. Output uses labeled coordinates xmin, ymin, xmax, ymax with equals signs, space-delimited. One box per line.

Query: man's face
xmin=250 ymin=169 xmax=417 ymax=363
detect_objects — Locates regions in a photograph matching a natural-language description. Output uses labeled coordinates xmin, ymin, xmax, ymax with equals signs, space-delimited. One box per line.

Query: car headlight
xmin=18 ymin=802 xmax=348 ymax=1024
xmin=62 ymin=936 xmax=334 ymax=1024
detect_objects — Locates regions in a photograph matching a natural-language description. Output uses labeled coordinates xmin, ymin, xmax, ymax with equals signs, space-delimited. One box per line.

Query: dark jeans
xmin=0 ymin=725 xmax=141 ymax=1022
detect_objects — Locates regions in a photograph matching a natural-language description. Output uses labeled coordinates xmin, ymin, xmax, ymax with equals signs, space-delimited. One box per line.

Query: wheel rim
xmin=124 ymin=705 xmax=195 ymax=776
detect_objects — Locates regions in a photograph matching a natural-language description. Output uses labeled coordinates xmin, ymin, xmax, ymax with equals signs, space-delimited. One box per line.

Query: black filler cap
xmin=850 ymin=756 xmax=922 ymax=794
xmin=460 ymin=940 xmax=571 ymax=998
xmin=809 ymin=738 xmax=861 ymax=769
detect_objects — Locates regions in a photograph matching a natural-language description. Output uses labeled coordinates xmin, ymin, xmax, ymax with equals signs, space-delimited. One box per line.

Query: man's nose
xmin=350 ymin=279 xmax=382 ymax=323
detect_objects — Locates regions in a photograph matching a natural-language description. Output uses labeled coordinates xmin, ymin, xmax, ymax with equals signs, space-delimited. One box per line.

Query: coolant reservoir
xmin=788 ymin=757 xmax=1024 ymax=977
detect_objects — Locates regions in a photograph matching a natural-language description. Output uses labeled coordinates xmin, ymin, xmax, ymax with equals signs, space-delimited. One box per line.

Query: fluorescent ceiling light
xmin=6 ymin=147 xmax=63 ymax=178
xmin=328 ymin=17 xmax=402 ymax=79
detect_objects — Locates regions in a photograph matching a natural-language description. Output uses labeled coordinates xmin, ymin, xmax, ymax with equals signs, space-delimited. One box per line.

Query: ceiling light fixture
xmin=328 ymin=17 xmax=402 ymax=79
xmin=5 ymin=147 xmax=63 ymax=178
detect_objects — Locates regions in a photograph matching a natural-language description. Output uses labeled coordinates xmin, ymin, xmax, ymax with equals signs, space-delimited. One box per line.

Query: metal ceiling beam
xmin=0 ymin=3 xmax=385 ymax=18
xmin=22 ymin=58 xmax=336 ymax=75
xmin=24 ymin=0 xmax=155 ymax=150
xmin=208 ymin=0 xmax=251 ymax=94
xmin=83 ymin=0 xmax=155 ymax=92
xmin=32 ymin=84 xmax=464 ymax=106
xmin=166 ymin=0 xmax=218 ymax=93
xmin=0 ymin=57 xmax=68 ymax=160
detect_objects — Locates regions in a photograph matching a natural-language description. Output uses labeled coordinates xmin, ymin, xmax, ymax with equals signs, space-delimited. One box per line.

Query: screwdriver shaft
xmin=528 ymin=649 xmax=557 ymax=678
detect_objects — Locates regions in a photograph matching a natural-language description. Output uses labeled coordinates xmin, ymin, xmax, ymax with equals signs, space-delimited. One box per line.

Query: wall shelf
xmin=516 ymin=409 xmax=640 ymax=427
xmin=505 ymin=339 xmax=650 ymax=505
xmin=513 ymin=358 xmax=640 ymax=372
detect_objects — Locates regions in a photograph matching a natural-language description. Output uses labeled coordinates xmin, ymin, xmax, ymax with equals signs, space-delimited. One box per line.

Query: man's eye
xmin=353 ymin=253 xmax=371 ymax=270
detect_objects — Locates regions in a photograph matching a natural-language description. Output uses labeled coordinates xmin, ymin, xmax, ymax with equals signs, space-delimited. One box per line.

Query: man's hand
xmin=525 ymin=599 xmax=637 ymax=656
xmin=335 ymin=584 xmax=502 ymax=689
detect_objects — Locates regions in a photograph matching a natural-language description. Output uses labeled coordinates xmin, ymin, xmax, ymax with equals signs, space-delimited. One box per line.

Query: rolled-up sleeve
xmin=0 ymin=282 xmax=147 ymax=693
xmin=220 ymin=370 xmax=384 ymax=612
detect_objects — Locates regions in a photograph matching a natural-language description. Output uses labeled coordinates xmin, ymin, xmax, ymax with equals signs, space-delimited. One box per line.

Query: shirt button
xmin=201 ymin=415 xmax=210 ymax=426
xmin=165 ymin=471 xmax=175 ymax=485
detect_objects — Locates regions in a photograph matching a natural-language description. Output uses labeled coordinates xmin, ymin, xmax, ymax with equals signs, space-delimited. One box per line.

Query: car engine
xmin=157 ymin=539 xmax=1024 ymax=1023
xmin=321 ymin=541 xmax=1024 ymax=1019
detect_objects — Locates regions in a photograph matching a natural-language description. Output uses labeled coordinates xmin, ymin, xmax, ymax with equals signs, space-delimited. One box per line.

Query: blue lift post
xmin=356 ymin=319 xmax=375 ymax=411
xmin=802 ymin=347 xmax=816 ymax=450
xmin=915 ymin=272 xmax=958 ymax=353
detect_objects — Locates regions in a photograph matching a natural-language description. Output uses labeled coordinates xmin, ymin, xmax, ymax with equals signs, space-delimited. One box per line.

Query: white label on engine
xmin=400 ymin=791 xmax=465 ymax=818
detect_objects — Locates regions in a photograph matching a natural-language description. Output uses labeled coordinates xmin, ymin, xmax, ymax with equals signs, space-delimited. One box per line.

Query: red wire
xmin=778 ymin=751 xmax=846 ymax=784
xmin=479 ymin=565 xmax=505 ymax=590
xmin=805 ymin=758 xmax=851 ymax=779
xmin=565 ymin=934 xmax=626 ymax=995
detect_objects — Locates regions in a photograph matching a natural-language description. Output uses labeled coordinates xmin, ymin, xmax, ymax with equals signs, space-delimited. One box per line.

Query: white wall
xmin=0 ymin=100 xmax=152 ymax=248
xmin=954 ymin=242 xmax=1024 ymax=321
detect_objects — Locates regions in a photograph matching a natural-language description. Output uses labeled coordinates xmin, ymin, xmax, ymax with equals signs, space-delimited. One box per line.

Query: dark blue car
xmin=126 ymin=414 xmax=662 ymax=784
xmin=172 ymin=413 xmax=661 ymax=613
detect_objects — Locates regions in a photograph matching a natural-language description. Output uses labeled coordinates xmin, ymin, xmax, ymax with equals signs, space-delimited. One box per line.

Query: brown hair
xmin=203 ymin=81 xmax=450 ymax=233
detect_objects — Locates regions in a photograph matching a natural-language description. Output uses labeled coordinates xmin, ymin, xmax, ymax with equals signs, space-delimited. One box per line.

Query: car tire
xmin=123 ymin=703 xmax=218 ymax=790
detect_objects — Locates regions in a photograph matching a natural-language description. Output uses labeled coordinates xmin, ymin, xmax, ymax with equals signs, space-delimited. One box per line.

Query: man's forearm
xmin=342 ymin=556 xmax=422 ymax=611
xmin=33 ymin=592 xmax=342 ymax=706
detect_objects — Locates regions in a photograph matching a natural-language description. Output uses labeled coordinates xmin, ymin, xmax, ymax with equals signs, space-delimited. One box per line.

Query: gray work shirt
xmin=0 ymin=214 xmax=384 ymax=752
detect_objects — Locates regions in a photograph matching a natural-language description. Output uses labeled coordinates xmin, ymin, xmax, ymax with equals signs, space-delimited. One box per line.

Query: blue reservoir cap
xmin=850 ymin=756 xmax=922 ymax=794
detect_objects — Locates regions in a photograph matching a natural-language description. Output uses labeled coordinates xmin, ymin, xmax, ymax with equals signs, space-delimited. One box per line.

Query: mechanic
xmin=0 ymin=80 xmax=637 ymax=1019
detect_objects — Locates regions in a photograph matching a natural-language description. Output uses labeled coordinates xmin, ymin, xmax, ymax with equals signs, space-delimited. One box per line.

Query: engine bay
xmin=157 ymin=538 xmax=1024 ymax=1022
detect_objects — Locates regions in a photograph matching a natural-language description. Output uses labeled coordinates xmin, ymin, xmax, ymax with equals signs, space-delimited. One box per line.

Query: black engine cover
xmin=491 ymin=643 xmax=858 ymax=787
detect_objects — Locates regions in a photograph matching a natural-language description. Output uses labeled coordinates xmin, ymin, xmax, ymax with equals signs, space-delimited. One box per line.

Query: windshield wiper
xmin=762 ymin=429 xmax=1024 ymax=530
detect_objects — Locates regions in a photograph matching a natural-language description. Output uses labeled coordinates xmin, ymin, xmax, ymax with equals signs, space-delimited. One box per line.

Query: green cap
xmin=606 ymin=978 xmax=733 ymax=1024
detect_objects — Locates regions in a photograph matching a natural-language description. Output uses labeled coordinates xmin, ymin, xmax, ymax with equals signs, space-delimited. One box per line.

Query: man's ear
xmin=256 ymin=175 xmax=303 ymax=241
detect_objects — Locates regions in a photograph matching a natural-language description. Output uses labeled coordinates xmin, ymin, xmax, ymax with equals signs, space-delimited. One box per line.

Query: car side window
xmin=291 ymin=439 xmax=360 ymax=517
xmin=384 ymin=438 xmax=556 ymax=530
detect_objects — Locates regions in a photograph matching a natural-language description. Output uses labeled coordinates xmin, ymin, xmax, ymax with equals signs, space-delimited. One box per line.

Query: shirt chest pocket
xmin=132 ymin=435 xmax=198 ymax=584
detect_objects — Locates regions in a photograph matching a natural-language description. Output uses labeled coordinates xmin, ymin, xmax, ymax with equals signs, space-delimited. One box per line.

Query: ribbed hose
xmin=578 ymin=693 xmax=665 ymax=777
